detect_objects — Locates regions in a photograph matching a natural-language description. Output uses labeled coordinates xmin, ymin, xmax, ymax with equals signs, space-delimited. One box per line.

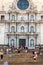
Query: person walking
xmin=33 ymin=51 xmax=38 ymax=62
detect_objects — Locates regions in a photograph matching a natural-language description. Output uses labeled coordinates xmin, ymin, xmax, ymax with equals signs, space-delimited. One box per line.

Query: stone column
xmin=8 ymin=35 xmax=9 ymax=47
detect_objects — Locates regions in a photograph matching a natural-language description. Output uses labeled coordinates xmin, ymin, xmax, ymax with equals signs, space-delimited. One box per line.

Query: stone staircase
xmin=0 ymin=53 xmax=43 ymax=65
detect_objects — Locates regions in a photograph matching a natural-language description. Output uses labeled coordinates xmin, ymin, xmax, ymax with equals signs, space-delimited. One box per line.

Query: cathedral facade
xmin=0 ymin=0 xmax=43 ymax=49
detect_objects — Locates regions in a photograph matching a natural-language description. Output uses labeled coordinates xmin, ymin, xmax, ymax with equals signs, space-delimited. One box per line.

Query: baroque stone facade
xmin=0 ymin=0 xmax=43 ymax=49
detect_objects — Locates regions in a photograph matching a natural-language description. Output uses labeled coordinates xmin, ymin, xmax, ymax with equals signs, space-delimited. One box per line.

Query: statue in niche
xmin=12 ymin=2 xmax=16 ymax=10
xmin=2 ymin=5 xmax=4 ymax=11
xmin=21 ymin=17 xmax=23 ymax=21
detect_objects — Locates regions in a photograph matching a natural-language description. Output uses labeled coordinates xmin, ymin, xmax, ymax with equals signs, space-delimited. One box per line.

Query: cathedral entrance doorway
xmin=19 ymin=39 xmax=26 ymax=48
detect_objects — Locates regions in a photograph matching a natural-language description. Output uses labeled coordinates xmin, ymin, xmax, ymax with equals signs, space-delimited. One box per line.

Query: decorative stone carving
xmin=8 ymin=0 xmax=37 ymax=14
xmin=12 ymin=2 xmax=16 ymax=10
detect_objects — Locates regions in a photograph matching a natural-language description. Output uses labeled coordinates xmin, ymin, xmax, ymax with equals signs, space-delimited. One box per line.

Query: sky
xmin=0 ymin=0 xmax=43 ymax=11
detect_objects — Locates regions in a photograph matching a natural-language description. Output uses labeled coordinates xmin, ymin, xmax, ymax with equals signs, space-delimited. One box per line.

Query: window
xmin=1 ymin=15 xmax=5 ymax=20
xmin=30 ymin=39 xmax=34 ymax=47
xmin=41 ymin=16 xmax=43 ymax=21
xmin=17 ymin=0 xmax=29 ymax=10
xmin=11 ymin=26 xmax=15 ymax=32
xmin=12 ymin=15 xmax=15 ymax=20
xmin=30 ymin=15 xmax=34 ymax=21
xmin=21 ymin=26 xmax=24 ymax=32
xmin=30 ymin=26 xmax=34 ymax=33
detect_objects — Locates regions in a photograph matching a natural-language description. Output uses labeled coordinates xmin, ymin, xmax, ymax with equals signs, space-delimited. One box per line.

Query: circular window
xmin=17 ymin=0 xmax=29 ymax=10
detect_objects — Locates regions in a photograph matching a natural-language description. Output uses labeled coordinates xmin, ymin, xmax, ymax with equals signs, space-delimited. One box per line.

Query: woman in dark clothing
xmin=0 ymin=52 xmax=3 ymax=59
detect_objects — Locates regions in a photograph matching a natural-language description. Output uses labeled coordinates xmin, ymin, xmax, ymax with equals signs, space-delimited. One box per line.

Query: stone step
xmin=0 ymin=53 xmax=43 ymax=65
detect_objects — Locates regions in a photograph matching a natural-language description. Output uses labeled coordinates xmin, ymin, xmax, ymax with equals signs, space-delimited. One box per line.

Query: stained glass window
xmin=17 ymin=0 xmax=29 ymax=10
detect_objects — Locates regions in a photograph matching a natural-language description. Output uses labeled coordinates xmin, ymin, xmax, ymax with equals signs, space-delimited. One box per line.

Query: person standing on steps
xmin=3 ymin=61 xmax=8 ymax=65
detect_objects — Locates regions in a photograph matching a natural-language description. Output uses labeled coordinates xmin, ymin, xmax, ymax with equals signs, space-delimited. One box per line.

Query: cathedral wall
xmin=40 ymin=24 xmax=43 ymax=44
xmin=29 ymin=36 xmax=36 ymax=49
xmin=10 ymin=23 xmax=16 ymax=32
xmin=17 ymin=14 xmax=28 ymax=21
xmin=29 ymin=23 xmax=36 ymax=32
xmin=5 ymin=14 xmax=9 ymax=20
xmin=0 ymin=23 xmax=5 ymax=45
xmin=9 ymin=36 xmax=16 ymax=47
xmin=4 ymin=23 xmax=9 ymax=45
xmin=0 ymin=0 xmax=43 ymax=49
xmin=17 ymin=23 xmax=28 ymax=32
xmin=36 ymin=14 xmax=41 ymax=21
xmin=37 ymin=24 xmax=41 ymax=45
xmin=0 ymin=14 xmax=9 ymax=20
